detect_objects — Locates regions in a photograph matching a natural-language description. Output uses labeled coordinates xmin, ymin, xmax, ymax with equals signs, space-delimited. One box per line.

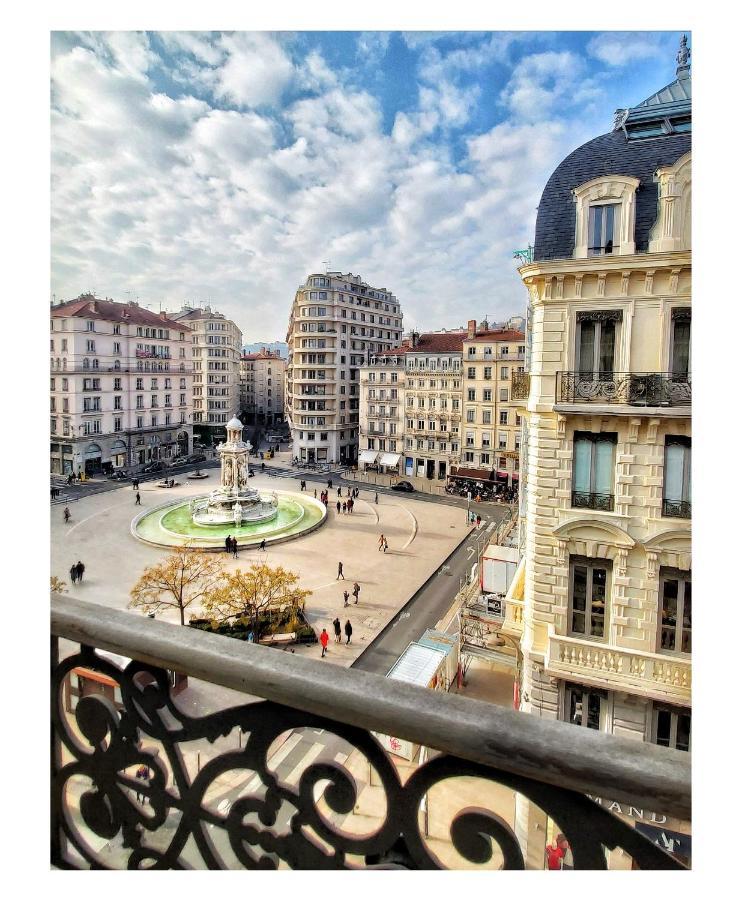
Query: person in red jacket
xmin=545 ymin=834 xmax=569 ymax=870
xmin=319 ymin=628 xmax=329 ymax=657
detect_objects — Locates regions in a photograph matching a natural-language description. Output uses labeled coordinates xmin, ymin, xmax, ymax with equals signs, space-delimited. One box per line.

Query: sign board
xmin=634 ymin=824 xmax=691 ymax=863
xmin=480 ymin=593 xmax=505 ymax=620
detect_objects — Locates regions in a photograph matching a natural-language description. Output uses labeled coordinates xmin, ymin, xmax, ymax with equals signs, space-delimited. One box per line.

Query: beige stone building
xmin=358 ymin=348 xmax=406 ymax=473
xmin=240 ymin=349 xmax=286 ymax=425
xmin=50 ymin=295 xmax=194 ymax=474
xmin=170 ymin=306 xmax=243 ymax=445
xmin=285 ymin=272 xmax=403 ymax=464
xmin=460 ymin=320 xmax=526 ymax=487
xmin=512 ymin=52 xmax=691 ymax=755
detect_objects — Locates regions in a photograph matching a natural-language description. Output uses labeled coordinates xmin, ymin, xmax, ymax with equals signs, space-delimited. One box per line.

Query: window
xmin=569 ymin=557 xmax=609 ymax=639
xmin=663 ymin=436 xmax=691 ymax=517
xmin=86 ymin=340 xmax=96 ymax=352
xmin=588 ymin=203 xmax=620 ymax=255
xmin=467 ymin=367 xmax=476 ymax=379
xmin=577 ymin=311 xmax=620 ymax=377
xmin=659 ymin=569 xmax=691 ymax=655
xmin=483 ymin=367 xmax=492 ymax=380
xmin=467 ymin=389 xmax=476 ymax=402
xmin=114 ymin=378 xmax=122 ymax=391
xmin=500 ymin=367 xmax=509 ymax=380
xmin=572 ymin=431 xmax=616 ymax=510
xmin=466 ymin=410 xmax=475 ymax=423
xmin=499 ymin=410 xmax=508 ymax=425
xmin=670 ymin=309 xmax=691 ymax=378
xmin=651 ymin=704 xmax=690 ymax=752
xmin=114 ymin=416 xmax=122 ymax=432
xmin=113 ymin=324 xmax=121 ymax=335
xmin=114 ymin=396 xmax=122 ymax=410
xmin=565 ymin=684 xmax=608 ymax=730
xmin=500 ymin=388 xmax=509 ymax=402
xmin=482 ymin=410 xmax=491 ymax=424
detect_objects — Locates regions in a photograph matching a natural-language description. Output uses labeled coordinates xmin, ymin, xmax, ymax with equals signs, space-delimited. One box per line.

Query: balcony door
xmin=575 ymin=310 xmax=622 ymax=379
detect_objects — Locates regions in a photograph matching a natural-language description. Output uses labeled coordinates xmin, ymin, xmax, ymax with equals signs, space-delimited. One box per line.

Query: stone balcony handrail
xmin=545 ymin=628 xmax=691 ymax=706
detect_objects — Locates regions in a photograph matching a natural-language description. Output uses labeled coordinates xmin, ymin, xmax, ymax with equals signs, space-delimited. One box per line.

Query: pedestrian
xmin=352 ymin=582 xmax=360 ymax=604
xmin=328 ymin=478 xmax=333 ymax=489
xmin=135 ymin=765 xmax=149 ymax=804
xmin=259 ymin=538 xmax=266 ymax=551
xmin=67 ymin=474 xmax=73 ymax=486
xmin=337 ymin=487 xmax=342 ymax=497
xmin=336 ymin=500 xmax=341 ymax=514
xmin=135 ymin=491 xmax=141 ymax=505
xmin=63 ymin=506 xmax=71 ymax=523
xmin=342 ymin=501 xmax=347 ymax=514
xmin=314 ymin=488 xmax=317 ymax=498
xmin=344 ymin=620 xmax=353 ymax=645
xmin=320 ymin=628 xmax=329 ymax=657
xmin=225 ymin=535 xmax=232 ymax=554
xmin=69 ymin=564 xmax=77 ymax=585
xmin=476 ymin=514 xmax=482 ymax=527
xmin=333 ymin=617 xmax=342 ymax=643
xmin=383 ymin=536 xmax=389 ymax=553
xmin=375 ymin=492 xmax=379 ymax=504
xmin=76 ymin=561 xmax=85 ymax=582
xmin=232 ymin=537 xmax=238 ymax=558
xmin=378 ymin=533 xmax=385 ymax=551
xmin=337 ymin=561 xmax=344 ymax=580
xmin=343 ymin=590 xmax=350 ymax=607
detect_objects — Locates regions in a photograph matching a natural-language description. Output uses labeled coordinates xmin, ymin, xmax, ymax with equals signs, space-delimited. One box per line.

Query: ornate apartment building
xmin=358 ymin=348 xmax=406 ymax=473
xmin=513 ymin=45 xmax=691 ymax=774
xmin=460 ymin=321 xmax=526 ymax=486
xmin=50 ymin=295 xmax=194 ymax=475
xmin=170 ymin=306 xmax=243 ymax=445
xmin=285 ymin=272 xmax=403 ymax=464
xmin=240 ymin=349 xmax=286 ymax=425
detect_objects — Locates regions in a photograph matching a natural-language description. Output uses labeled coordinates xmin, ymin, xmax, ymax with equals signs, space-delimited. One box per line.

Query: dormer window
xmin=573 ymin=176 xmax=639 ymax=259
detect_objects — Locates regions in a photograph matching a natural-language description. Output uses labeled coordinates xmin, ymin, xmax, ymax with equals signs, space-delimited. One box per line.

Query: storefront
xmin=110 ymin=439 xmax=128 ymax=470
xmin=359 ymin=449 xmax=379 ymax=469
xmin=378 ymin=452 xmax=401 ymax=474
xmin=84 ymin=442 xmax=103 ymax=475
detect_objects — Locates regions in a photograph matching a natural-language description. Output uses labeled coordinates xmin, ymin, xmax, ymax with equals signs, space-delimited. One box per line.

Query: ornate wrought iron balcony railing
xmin=662 ymin=498 xmax=691 ymax=519
xmin=511 ymin=372 xmax=530 ymax=400
xmin=571 ymin=491 xmax=615 ymax=512
xmin=51 ymin=595 xmax=690 ymax=870
xmin=557 ymin=372 xmax=691 ymax=407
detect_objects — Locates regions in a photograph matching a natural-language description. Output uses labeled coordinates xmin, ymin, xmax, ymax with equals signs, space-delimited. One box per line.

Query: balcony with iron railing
xmin=51 ymin=595 xmax=690 ymax=870
xmin=511 ymin=372 xmax=530 ymax=401
xmin=571 ymin=491 xmax=615 ymax=512
xmin=556 ymin=372 xmax=691 ymax=411
xmin=662 ymin=498 xmax=691 ymax=519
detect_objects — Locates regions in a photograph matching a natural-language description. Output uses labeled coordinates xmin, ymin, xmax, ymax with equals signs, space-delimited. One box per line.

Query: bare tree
xmin=129 ymin=545 xmax=225 ymax=625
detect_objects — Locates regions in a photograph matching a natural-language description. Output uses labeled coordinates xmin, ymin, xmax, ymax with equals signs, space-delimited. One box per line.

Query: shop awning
xmin=359 ymin=450 xmax=379 ymax=464
xmin=449 ymin=467 xmax=494 ymax=481
xmin=379 ymin=452 xmax=401 ymax=467
xmin=496 ymin=471 xmax=509 ymax=479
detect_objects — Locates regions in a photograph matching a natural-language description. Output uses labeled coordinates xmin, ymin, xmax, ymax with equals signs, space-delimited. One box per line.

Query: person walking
xmin=476 ymin=514 xmax=482 ymax=528
xmin=232 ymin=537 xmax=238 ymax=559
xmin=314 ymin=488 xmax=317 ymax=498
xmin=135 ymin=765 xmax=149 ymax=804
xmin=336 ymin=500 xmax=341 ymax=514
xmin=135 ymin=491 xmax=141 ymax=505
xmin=342 ymin=501 xmax=347 ymax=514
xmin=344 ymin=620 xmax=353 ymax=645
xmin=67 ymin=473 xmax=73 ymax=486
xmin=375 ymin=492 xmax=379 ymax=504
xmin=328 ymin=478 xmax=333 ymax=489
xmin=337 ymin=486 xmax=342 ymax=497
xmin=343 ymin=590 xmax=350 ymax=607
xmin=63 ymin=506 xmax=71 ymax=523
xmin=383 ymin=536 xmax=389 ymax=553
xmin=259 ymin=538 xmax=266 ymax=551
xmin=352 ymin=582 xmax=360 ymax=604
xmin=225 ymin=535 xmax=232 ymax=555
xmin=76 ymin=561 xmax=85 ymax=582
xmin=337 ymin=561 xmax=345 ymax=579
xmin=378 ymin=534 xmax=385 ymax=552
xmin=333 ymin=617 xmax=342 ymax=643
xmin=320 ymin=628 xmax=329 ymax=657
xmin=69 ymin=564 xmax=77 ymax=585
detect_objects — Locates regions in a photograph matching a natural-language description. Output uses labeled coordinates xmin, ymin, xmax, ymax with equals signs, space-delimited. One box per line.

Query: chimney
xmin=411 ymin=330 xmax=419 ymax=349
xmin=467 ymin=319 xmax=476 ymax=339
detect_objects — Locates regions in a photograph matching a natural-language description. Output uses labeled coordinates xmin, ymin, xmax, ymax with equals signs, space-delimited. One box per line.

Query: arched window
xmin=83 ymin=358 xmax=90 ymax=369
xmin=114 ymin=359 xmax=120 ymax=370
xmin=572 ymin=176 xmax=640 ymax=258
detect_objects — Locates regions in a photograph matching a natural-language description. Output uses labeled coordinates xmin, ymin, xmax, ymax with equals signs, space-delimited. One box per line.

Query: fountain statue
xmin=189 ymin=417 xmax=279 ymax=527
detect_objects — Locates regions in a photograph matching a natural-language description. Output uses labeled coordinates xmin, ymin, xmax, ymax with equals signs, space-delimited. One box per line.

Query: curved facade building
xmin=285 ymin=272 xmax=403 ymax=464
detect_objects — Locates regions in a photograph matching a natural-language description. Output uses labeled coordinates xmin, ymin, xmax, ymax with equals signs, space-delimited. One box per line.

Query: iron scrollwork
xmin=51 ymin=645 xmax=686 ymax=870
xmin=571 ymin=491 xmax=615 ymax=512
xmin=558 ymin=372 xmax=691 ymax=407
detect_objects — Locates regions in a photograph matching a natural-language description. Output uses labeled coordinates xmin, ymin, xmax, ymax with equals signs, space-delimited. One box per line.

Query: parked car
xmin=391 ymin=480 xmax=415 ymax=493
xmin=141 ymin=461 xmax=165 ymax=474
xmin=184 ymin=453 xmax=207 ymax=464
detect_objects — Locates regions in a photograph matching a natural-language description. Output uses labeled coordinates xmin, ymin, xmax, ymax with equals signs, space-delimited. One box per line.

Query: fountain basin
xmin=132 ymin=490 xmax=326 ymax=550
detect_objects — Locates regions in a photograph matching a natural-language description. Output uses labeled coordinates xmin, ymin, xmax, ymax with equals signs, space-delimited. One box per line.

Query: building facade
xmin=50 ymin=295 xmax=194 ymax=475
xmin=170 ymin=306 xmax=243 ymax=445
xmin=240 ymin=349 xmax=286 ymax=425
xmin=514 ymin=54 xmax=691 ymax=755
xmin=461 ymin=321 xmax=526 ymax=486
xmin=358 ymin=348 xmax=406 ymax=473
xmin=285 ymin=272 xmax=403 ymax=464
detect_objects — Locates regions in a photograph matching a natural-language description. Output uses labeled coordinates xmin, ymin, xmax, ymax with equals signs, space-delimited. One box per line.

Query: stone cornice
xmin=518 ymin=250 xmax=691 ymax=281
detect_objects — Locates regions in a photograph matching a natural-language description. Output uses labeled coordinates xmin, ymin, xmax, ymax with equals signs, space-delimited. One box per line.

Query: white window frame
xmin=573 ymin=175 xmax=639 ymax=259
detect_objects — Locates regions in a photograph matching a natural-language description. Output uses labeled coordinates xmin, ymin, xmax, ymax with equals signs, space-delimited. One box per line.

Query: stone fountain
xmin=189 ymin=417 xmax=278 ymax=526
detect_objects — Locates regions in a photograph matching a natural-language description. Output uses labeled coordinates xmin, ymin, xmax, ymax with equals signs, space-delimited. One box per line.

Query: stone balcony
xmin=544 ymin=628 xmax=691 ymax=707
xmin=51 ymin=595 xmax=690 ymax=870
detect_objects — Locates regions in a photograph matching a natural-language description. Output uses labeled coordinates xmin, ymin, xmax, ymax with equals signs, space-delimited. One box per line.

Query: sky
xmin=50 ymin=29 xmax=687 ymax=340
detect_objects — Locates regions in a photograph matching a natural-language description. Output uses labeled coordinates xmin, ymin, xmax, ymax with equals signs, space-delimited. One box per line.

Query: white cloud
xmin=587 ymin=32 xmax=669 ymax=67
xmin=214 ymin=32 xmax=294 ymax=108
xmin=500 ymin=51 xmax=603 ymax=122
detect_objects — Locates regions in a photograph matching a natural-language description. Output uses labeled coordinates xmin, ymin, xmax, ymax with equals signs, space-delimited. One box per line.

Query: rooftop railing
xmin=51 ymin=594 xmax=690 ymax=870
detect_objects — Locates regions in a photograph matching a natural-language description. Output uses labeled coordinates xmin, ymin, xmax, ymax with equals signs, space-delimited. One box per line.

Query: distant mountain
xmin=242 ymin=341 xmax=288 ymax=358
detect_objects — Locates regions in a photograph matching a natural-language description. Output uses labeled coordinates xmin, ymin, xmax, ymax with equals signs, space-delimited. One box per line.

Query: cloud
xmin=213 ymin=32 xmax=294 ymax=108
xmin=500 ymin=51 xmax=603 ymax=122
xmin=587 ymin=32 xmax=670 ymax=66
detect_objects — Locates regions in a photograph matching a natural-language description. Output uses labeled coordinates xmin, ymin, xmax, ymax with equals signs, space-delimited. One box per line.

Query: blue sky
xmin=50 ymin=30 xmax=688 ymax=338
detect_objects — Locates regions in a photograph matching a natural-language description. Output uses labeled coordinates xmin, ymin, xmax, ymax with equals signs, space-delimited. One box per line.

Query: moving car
xmin=141 ymin=461 xmax=165 ymax=474
xmin=391 ymin=480 xmax=415 ymax=493
xmin=107 ymin=470 xmax=129 ymax=481
xmin=184 ymin=453 xmax=207 ymax=464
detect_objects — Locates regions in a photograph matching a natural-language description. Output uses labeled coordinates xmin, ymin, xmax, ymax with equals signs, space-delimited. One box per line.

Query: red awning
xmin=449 ymin=467 xmax=495 ymax=481
xmin=495 ymin=471 xmax=509 ymax=479
xmin=512 ymin=473 xmax=520 ymax=480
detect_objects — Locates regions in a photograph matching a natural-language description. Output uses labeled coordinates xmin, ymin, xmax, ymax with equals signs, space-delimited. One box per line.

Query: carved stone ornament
xmin=576 ymin=310 xmax=623 ymax=324
xmin=616 ymin=549 xmax=628 ymax=577
xmin=669 ymin=268 xmax=681 ymax=294
xmin=620 ymin=271 xmax=631 ymax=295
xmin=574 ymin=275 xmax=583 ymax=298
xmin=646 ymin=551 xmax=659 ymax=580
xmin=555 ymin=276 xmax=564 ymax=299
xmin=645 ymin=271 xmax=655 ymax=295
xmin=597 ymin=274 xmax=606 ymax=297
